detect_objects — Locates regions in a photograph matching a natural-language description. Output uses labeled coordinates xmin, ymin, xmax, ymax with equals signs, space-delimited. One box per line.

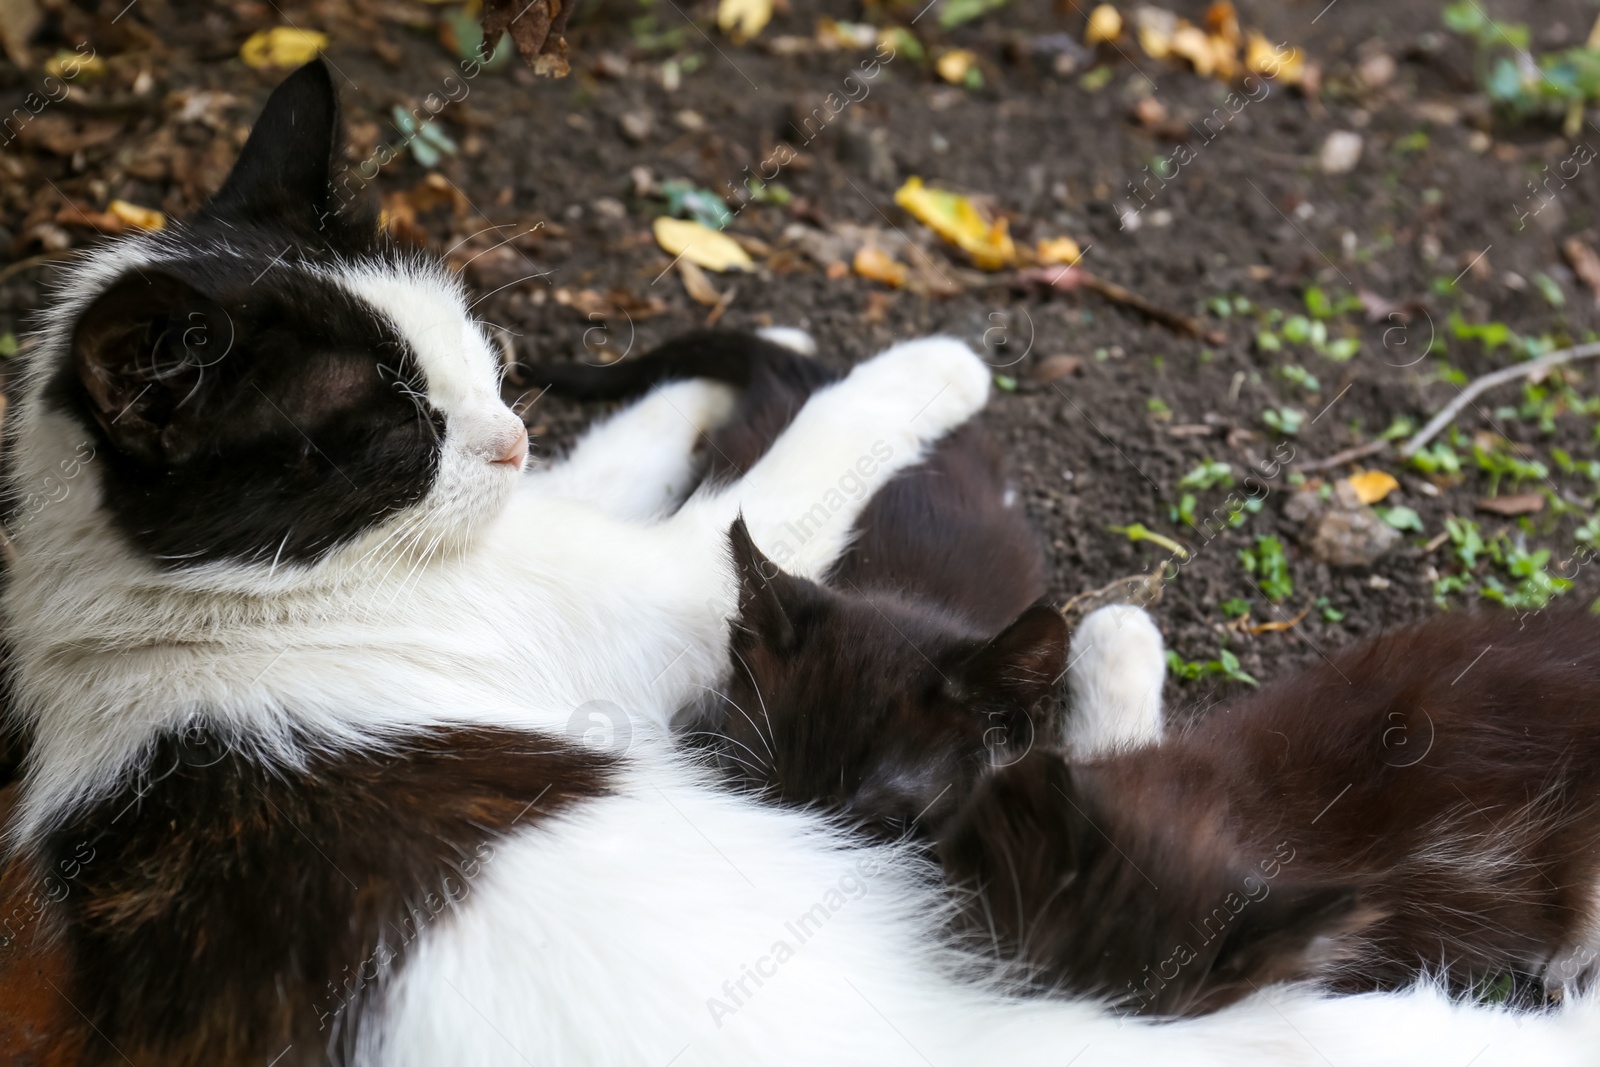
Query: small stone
xmin=1319 ymin=131 xmax=1364 ymax=174
xmin=1284 ymin=482 xmax=1401 ymax=567
xmin=592 ymin=197 xmax=627 ymax=221
xmin=1367 ymin=575 xmax=1392 ymax=590
xmin=619 ymin=110 xmax=654 ymax=143
xmin=1358 ymin=53 xmax=1396 ymax=88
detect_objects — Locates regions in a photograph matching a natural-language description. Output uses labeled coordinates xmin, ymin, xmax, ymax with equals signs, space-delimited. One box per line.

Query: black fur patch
xmin=36 ymin=723 xmax=614 ymax=1066
xmin=35 ymin=59 xmax=449 ymax=568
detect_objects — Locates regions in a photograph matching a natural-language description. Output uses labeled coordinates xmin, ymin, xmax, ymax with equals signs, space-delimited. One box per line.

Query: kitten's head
xmin=714 ymin=518 xmax=1068 ymax=838
xmin=15 ymin=60 xmax=526 ymax=578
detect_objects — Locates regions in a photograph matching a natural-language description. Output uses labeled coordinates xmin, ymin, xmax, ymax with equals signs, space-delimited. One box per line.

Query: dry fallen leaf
xmin=1562 ymin=236 xmax=1600 ymax=308
xmin=482 ymin=0 xmax=574 ymax=77
xmin=1245 ymin=31 xmax=1304 ymax=85
xmin=1204 ymin=1 xmax=1241 ymax=49
xmin=1030 ymin=355 xmax=1083 ymax=383
xmin=1035 ymin=236 xmax=1083 ymax=266
xmin=1168 ymin=22 xmax=1216 ymax=76
xmin=1246 ymin=606 xmax=1311 ymax=634
xmin=239 ymin=27 xmax=329 ymax=70
xmin=1345 ymin=469 xmax=1399 ymax=505
xmin=1134 ymin=6 xmax=1176 ymax=59
xmin=652 ymin=217 xmax=755 ymax=272
xmin=893 ymin=177 xmax=1016 ymax=271
xmin=107 ymin=200 xmax=165 ymax=231
xmin=853 ymin=245 xmax=907 ymax=288
xmin=677 ymin=258 xmax=723 ymax=306
xmin=1476 ymin=493 xmax=1544 ymax=516
xmin=1084 ymin=3 xmax=1122 ymax=45
xmin=935 ymin=49 xmax=979 ymax=85
xmin=717 ymin=0 xmax=772 ymax=42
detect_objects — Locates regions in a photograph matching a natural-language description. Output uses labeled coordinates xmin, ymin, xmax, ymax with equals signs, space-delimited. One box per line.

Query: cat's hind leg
xmin=525 ymin=380 xmax=737 ymax=521
xmin=1066 ymin=603 xmax=1167 ymax=755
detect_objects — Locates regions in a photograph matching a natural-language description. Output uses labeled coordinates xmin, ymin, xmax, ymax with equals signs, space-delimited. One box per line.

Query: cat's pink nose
xmin=493 ymin=426 xmax=529 ymax=470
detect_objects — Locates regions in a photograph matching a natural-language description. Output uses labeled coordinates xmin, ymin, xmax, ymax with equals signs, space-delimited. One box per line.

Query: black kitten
xmin=528 ymin=333 xmax=1060 ymax=835
xmin=942 ymin=608 xmax=1600 ymax=1015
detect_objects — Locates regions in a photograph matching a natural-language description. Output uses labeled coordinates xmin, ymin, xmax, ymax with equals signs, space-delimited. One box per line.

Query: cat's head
xmin=13 ymin=60 xmax=526 ymax=578
xmin=714 ymin=517 xmax=1069 ymax=838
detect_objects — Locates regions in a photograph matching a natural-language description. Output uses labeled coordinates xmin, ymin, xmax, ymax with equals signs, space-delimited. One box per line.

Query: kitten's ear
xmin=72 ymin=271 xmax=231 ymax=466
xmin=954 ymin=604 xmax=1070 ymax=710
xmin=207 ymin=59 xmax=340 ymax=225
xmin=1203 ymin=881 xmax=1369 ymax=1001
xmin=728 ymin=516 xmax=801 ymax=654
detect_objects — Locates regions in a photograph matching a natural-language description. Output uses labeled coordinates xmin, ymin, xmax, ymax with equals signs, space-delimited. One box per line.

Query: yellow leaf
xmin=893 ymin=177 xmax=1016 ymax=271
xmin=853 ymin=246 xmax=907 ymax=288
xmin=936 ymin=49 xmax=978 ymax=84
xmin=1084 ymin=4 xmax=1122 ymax=44
xmin=1589 ymin=13 xmax=1600 ymax=50
xmin=717 ymin=0 xmax=772 ymax=43
xmin=1168 ymin=22 xmax=1215 ymax=76
xmin=1204 ymin=1 xmax=1241 ymax=49
xmin=107 ymin=200 xmax=164 ymax=231
xmin=1035 ymin=236 xmax=1082 ymax=266
xmin=1134 ymin=6 xmax=1176 ymax=59
xmin=240 ymin=27 xmax=329 ymax=70
xmin=1345 ymin=470 xmax=1399 ymax=505
xmin=44 ymin=49 xmax=106 ymax=82
xmin=652 ymin=217 xmax=755 ymax=273
xmin=1245 ymin=30 xmax=1304 ymax=85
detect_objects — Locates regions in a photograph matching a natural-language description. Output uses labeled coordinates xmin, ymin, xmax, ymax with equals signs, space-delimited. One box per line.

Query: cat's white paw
xmin=756 ymin=326 xmax=817 ymax=357
xmin=1066 ymin=604 xmax=1166 ymax=756
xmin=849 ymin=336 xmax=990 ymax=437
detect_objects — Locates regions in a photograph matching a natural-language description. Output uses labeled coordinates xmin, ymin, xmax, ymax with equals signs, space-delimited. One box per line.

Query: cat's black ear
xmin=1203 ymin=881 xmax=1367 ymax=999
xmin=954 ymin=604 xmax=1069 ymax=710
xmin=72 ymin=271 xmax=232 ymax=466
xmin=728 ymin=516 xmax=802 ymax=654
xmin=207 ymin=59 xmax=340 ymax=225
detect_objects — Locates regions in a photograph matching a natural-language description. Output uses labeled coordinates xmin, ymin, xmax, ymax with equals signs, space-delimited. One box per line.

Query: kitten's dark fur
xmin=528 ymin=337 xmax=1061 ymax=836
xmin=942 ymin=608 xmax=1600 ymax=1014
xmin=539 ymin=345 xmax=1600 ymax=1010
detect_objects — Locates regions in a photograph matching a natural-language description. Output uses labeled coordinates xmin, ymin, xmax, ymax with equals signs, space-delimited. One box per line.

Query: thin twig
xmin=1078 ymin=271 xmax=1229 ymax=345
xmin=1400 ymin=341 xmax=1600 ymax=458
xmin=1299 ymin=438 xmax=1391 ymax=472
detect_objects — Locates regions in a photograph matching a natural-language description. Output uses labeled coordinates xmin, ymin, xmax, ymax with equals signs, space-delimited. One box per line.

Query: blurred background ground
xmin=3 ymin=0 xmax=1600 ymax=739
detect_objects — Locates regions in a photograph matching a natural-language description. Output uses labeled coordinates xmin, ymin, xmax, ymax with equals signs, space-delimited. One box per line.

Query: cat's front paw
xmin=850 ymin=336 xmax=990 ymax=437
xmin=1066 ymin=604 xmax=1166 ymax=755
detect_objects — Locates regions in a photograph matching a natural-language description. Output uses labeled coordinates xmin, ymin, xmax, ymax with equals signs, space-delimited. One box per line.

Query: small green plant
xmin=1444 ymin=1 xmax=1600 ymax=134
xmin=1376 ymin=505 xmax=1424 ymax=532
xmin=1433 ymin=517 xmax=1573 ymax=610
xmin=1166 ymin=647 xmax=1259 ymax=687
xmin=1314 ymin=595 xmax=1345 ymax=622
xmin=1262 ymin=408 xmax=1305 ymax=436
xmin=1239 ymin=535 xmax=1293 ymax=602
xmin=1220 ymin=597 xmax=1252 ymax=620
xmin=1279 ymin=364 xmax=1321 ymax=392
xmin=1410 ymin=441 xmax=1462 ymax=476
xmin=1472 ymin=442 xmax=1549 ymax=496
xmin=1107 ymin=522 xmax=1188 ymax=558
xmin=1177 ymin=460 xmax=1234 ymax=492
xmin=392 ymin=106 xmax=459 ymax=168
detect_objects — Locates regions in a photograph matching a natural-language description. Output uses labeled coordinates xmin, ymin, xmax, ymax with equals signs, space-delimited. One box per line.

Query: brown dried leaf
xmin=1562 ymin=236 xmax=1600 ymax=309
xmin=678 ymin=258 xmax=723 ymax=306
xmin=482 ymin=0 xmax=573 ymax=78
xmin=1475 ymin=493 xmax=1544 ymax=516
xmin=1030 ymin=355 xmax=1083 ymax=383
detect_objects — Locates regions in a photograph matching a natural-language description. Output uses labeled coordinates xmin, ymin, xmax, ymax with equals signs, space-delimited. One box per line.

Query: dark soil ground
xmin=4 ymin=0 xmax=1600 ymax=749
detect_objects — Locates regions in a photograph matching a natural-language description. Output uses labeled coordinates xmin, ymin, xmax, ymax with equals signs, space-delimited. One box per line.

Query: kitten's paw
xmin=756 ymin=326 xmax=817 ymax=357
xmin=1066 ymin=604 xmax=1166 ymax=755
xmin=850 ymin=336 xmax=990 ymax=436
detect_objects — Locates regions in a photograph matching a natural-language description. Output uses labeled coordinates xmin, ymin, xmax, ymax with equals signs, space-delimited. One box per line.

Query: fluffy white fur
xmin=8 ymin=234 xmax=1600 ymax=1065
xmin=1065 ymin=604 xmax=1167 ymax=755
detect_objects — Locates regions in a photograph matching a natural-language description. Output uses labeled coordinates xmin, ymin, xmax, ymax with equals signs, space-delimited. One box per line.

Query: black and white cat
xmin=2 ymin=59 xmax=1596 ymax=1066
